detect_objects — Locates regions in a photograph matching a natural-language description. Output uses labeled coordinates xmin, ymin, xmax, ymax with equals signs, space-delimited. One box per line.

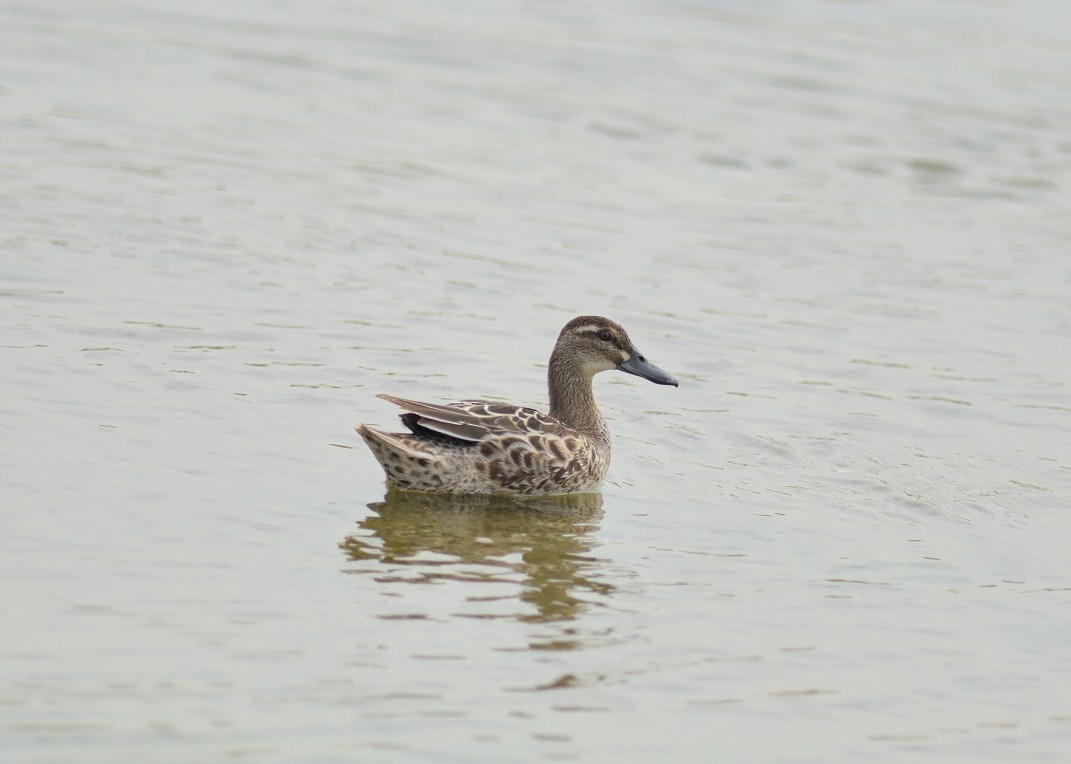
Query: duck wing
xmin=376 ymin=394 xmax=563 ymax=443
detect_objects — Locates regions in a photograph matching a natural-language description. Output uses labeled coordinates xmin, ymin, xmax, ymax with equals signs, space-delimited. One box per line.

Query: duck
xmin=356 ymin=315 xmax=678 ymax=495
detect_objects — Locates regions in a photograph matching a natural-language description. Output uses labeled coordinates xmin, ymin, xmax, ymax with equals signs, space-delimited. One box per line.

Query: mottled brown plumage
xmin=356 ymin=316 xmax=678 ymax=495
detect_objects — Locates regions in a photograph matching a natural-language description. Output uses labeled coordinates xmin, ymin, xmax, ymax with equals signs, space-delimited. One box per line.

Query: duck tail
xmin=358 ymin=424 xmax=460 ymax=491
xmin=356 ymin=424 xmax=412 ymax=461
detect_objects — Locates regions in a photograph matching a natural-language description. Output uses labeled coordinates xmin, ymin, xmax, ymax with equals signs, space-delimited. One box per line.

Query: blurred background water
xmin=2 ymin=0 xmax=1070 ymax=761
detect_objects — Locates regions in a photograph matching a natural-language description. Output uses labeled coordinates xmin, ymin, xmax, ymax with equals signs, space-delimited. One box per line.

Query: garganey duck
xmin=356 ymin=316 xmax=678 ymax=495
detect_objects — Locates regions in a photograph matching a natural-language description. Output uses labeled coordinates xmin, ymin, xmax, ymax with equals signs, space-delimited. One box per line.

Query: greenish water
xmin=2 ymin=0 xmax=1070 ymax=761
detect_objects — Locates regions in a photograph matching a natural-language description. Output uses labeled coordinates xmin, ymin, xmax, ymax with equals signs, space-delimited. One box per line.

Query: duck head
xmin=554 ymin=316 xmax=679 ymax=386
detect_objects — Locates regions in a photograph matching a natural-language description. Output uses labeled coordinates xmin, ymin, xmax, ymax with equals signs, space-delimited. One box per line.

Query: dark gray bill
xmin=618 ymin=348 xmax=679 ymax=387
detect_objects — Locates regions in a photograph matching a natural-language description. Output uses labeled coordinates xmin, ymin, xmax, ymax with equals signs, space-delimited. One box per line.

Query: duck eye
xmin=598 ymin=330 xmax=613 ymax=342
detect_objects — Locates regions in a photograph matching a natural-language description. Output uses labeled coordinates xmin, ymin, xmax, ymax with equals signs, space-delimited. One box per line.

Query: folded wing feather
xmin=376 ymin=394 xmax=492 ymax=442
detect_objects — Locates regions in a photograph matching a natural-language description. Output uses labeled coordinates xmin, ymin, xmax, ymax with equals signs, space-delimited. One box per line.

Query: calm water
xmin=3 ymin=0 xmax=1070 ymax=761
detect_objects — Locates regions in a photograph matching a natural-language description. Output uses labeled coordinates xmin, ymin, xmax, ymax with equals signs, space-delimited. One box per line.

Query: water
xmin=2 ymin=0 xmax=1070 ymax=761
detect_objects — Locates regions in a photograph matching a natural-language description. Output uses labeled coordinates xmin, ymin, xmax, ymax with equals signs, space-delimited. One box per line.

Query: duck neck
xmin=547 ymin=354 xmax=608 ymax=441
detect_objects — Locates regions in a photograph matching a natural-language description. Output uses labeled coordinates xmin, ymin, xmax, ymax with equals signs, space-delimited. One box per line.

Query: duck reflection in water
xmin=341 ymin=489 xmax=611 ymax=626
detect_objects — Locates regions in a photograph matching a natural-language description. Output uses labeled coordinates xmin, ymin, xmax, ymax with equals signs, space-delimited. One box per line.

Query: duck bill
xmin=618 ymin=348 xmax=679 ymax=387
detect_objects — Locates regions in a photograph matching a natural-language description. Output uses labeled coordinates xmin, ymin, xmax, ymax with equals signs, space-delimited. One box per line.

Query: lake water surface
xmin=3 ymin=0 xmax=1070 ymax=761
